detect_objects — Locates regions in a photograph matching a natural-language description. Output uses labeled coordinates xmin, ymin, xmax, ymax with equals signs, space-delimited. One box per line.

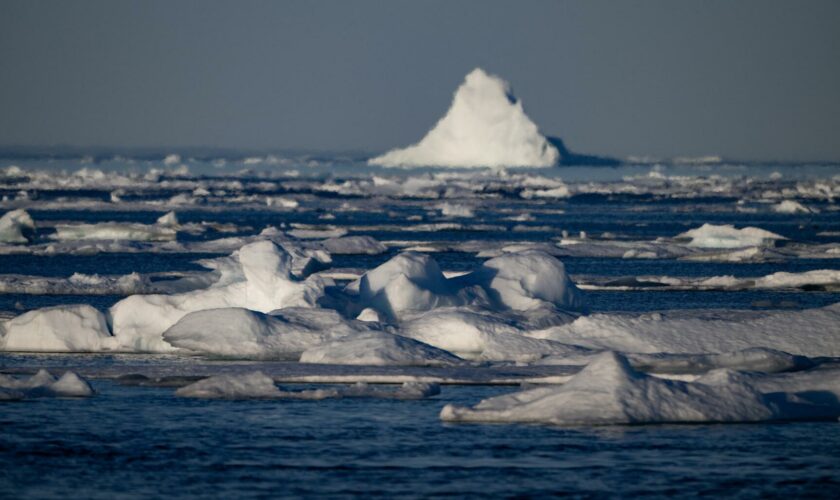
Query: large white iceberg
xmin=369 ymin=68 xmax=559 ymax=168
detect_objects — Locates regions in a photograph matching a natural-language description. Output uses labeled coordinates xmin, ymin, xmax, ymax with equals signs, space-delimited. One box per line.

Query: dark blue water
xmin=1 ymin=381 xmax=838 ymax=498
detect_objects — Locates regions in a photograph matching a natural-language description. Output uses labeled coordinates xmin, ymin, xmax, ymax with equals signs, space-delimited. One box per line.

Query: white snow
xmin=441 ymin=352 xmax=839 ymax=425
xmin=676 ymin=224 xmax=786 ymax=249
xmin=0 ymin=209 xmax=35 ymax=244
xmin=369 ymin=68 xmax=559 ymax=168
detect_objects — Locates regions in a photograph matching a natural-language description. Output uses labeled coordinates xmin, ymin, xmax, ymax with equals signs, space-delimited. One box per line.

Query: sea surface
xmin=2 ymin=157 xmax=839 ymax=497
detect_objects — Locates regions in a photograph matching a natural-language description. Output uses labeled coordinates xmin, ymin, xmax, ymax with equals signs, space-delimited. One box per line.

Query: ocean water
xmin=2 ymin=158 xmax=840 ymax=497
xmin=2 ymin=380 xmax=839 ymax=498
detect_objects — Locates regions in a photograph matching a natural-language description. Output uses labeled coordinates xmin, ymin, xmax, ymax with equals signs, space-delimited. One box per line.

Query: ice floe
xmin=175 ymin=371 xmax=439 ymax=400
xmin=676 ymin=224 xmax=787 ymax=249
xmin=440 ymin=352 xmax=840 ymax=425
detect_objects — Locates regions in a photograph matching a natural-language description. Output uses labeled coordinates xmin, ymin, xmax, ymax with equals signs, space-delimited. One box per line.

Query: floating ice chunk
xmin=175 ymin=371 xmax=440 ymax=400
xmin=353 ymin=250 xmax=585 ymax=320
xmin=163 ymin=307 xmax=369 ymax=359
xmin=322 ymin=235 xmax=388 ymax=255
xmin=441 ymin=352 xmax=835 ymax=425
xmin=458 ymin=250 xmax=586 ymax=312
xmin=438 ymin=203 xmax=475 ymax=218
xmin=753 ymin=269 xmax=840 ymax=290
xmin=53 ymin=222 xmax=177 ymax=242
xmin=156 ymin=211 xmax=179 ymax=227
xmin=300 ymin=333 xmax=463 ymax=366
xmin=0 ymin=369 xmax=94 ymax=398
xmin=676 ymin=224 xmax=786 ymax=249
xmin=355 ymin=252 xmax=481 ymax=319
xmin=356 ymin=307 xmax=383 ymax=322
xmin=772 ymin=200 xmax=815 ymax=214
xmin=370 ymin=68 xmax=559 ymax=168
xmin=1 ymin=305 xmax=114 ymax=352
xmin=163 ymin=154 xmax=181 ymax=166
xmin=48 ymin=372 xmax=95 ymax=397
xmin=175 ymin=371 xmax=283 ymax=399
xmin=110 ymin=241 xmax=327 ymax=351
xmin=0 ymin=209 xmax=35 ymax=244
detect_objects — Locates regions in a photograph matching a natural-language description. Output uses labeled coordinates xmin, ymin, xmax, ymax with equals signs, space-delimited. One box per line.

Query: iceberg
xmin=369 ymin=68 xmax=559 ymax=168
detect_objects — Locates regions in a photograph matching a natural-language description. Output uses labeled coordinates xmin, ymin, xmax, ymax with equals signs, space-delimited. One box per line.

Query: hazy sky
xmin=1 ymin=0 xmax=839 ymax=161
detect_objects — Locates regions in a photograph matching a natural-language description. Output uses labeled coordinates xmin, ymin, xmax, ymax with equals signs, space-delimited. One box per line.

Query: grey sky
xmin=1 ymin=0 xmax=838 ymax=161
